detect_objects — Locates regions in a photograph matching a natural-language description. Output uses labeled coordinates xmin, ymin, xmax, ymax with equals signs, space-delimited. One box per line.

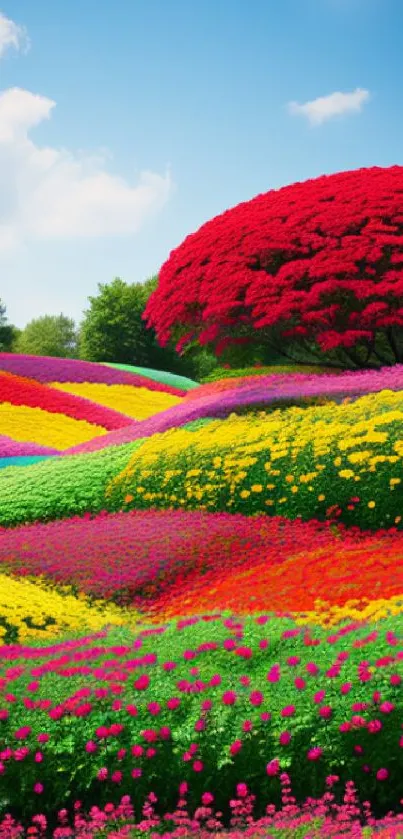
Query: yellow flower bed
xmin=0 ymin=403 xmax=107 ymax=450
xmin=106 ymin=389 xmax=403 ymax=527
xmin=0 ymin=572 xmax=142 ymax=643
xmin=50 ymin=382 xmax=182 ymax=420
xmin=294 ymin=594 xmax=403 ymax=627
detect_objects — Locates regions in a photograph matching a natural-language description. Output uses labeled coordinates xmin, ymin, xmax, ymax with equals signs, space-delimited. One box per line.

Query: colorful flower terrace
xmin=1 ymin=166 xmax=403 ymax=839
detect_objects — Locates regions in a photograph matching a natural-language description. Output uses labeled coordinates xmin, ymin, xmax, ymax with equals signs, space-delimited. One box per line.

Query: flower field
xmin=0 ymin=348 xmax=403 ymax=838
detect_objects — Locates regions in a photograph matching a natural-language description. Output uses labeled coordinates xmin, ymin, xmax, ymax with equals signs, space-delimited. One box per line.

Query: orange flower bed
xmin=147 ymin=535 xmax=403 ymax=626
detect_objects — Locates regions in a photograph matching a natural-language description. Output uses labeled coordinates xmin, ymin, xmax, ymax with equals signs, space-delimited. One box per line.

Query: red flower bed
xmin=0 ymin=371 xmax=134 ymax=430
xmin=144 ymin=166 xmax=403 ymax=365
xmin=1 ymin=510 xmax=401 ymax=621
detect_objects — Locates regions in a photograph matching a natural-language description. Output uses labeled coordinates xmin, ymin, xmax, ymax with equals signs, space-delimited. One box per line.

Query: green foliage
xmin=0 ymin=299 xmax=18 ymax=352
xmin=201 ymin=365 xmax=341 ymax=383
xmin=1 ymin=614 xmax=402 ymax=825
xmin=15 ymin=313 xmax=79 ymax=358
xmin=79 ymin=276 xmax=217 ymax=380
xmin=0 ymin=442 xmax=142 ymax=527
xmin=79 ymin=277 xmax=155 ymax=365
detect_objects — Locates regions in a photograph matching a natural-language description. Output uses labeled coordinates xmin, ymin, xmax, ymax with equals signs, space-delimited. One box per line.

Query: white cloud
xmin=0 ymin=87 xmax=173 ymax=249
xmin=0 ymin=11 xmax=29 ymax=58
xmin=287 ymin=87 xmax=370 ymax=126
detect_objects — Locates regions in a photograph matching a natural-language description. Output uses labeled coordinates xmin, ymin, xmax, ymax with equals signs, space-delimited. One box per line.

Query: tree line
xmin=0 ymin=277 xmax=218 ymax=381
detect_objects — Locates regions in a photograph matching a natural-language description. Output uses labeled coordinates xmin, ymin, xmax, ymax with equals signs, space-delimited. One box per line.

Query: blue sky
xmin=0 ymin=0 xmax=401 ymax=328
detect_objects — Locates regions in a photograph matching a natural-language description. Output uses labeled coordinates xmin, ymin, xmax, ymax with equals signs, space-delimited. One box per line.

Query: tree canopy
xmin=144 ymin=166 xmax=403 ymax=369
xmin=79 ymin=276 xmax=216 ymax=378
xmin=15 ymin=314 xmax=79 ymax=358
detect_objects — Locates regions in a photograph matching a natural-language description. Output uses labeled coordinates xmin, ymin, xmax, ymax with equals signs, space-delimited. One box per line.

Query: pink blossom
xmin=166 ymin=697 xmax=181 ymax=710
xmin=222 ymin=691 xmax=237 ymax=705
xmin=249 ymin=690 xmax=264 ymax=706
xmin=85 ymin=740 xmax=97 ymax=753
xmin=281 ymin=705 xmax=296 ymax=717
xmin=266 ymin=759 xmax=280 ymax=776
xmin=159 ymin=726 xmax=171 ymax=740
xmin=307 ymin=747 xmax=323 ymax=761
xmin=313 ymin=690 xmax=326 ymax=703
xmin=229 ymin=740 xmax=243 ymax=756
xmin=380 ymin=701 xmax=395 ymax=714
xmin=193 ymin=760 xmax=204 ymax=772
xmin=134 ymin=674 xmax=150 ymax=690
xmin=319 ymin=705 xmax=333 ymax=719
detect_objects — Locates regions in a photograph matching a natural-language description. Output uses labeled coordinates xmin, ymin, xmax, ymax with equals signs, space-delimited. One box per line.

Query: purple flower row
xmin=64 ymin=363 xmax=403 ymax=456
xmin=0 ymin=354 xmax=185 ymax=395
xmin=0 ymin=435 xmax=60 ymax=457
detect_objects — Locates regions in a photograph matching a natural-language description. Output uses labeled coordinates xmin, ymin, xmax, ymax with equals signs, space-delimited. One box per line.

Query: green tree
xmin=79 ymin=276 xmax=216 ymax=379
xmin=15 ymin=314 xmax=79 ymax=358
xmin=0 ymin=299 xmax=18 ymax=352
xmin=79 ymin=277 xmax=155 ymax=365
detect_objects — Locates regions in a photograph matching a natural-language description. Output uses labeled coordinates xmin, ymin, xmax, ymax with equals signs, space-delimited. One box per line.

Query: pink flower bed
xmin=0 ymin=435 xmax=59 ymax=458
xmin=0 ymin=510 xmax=344 ymax=603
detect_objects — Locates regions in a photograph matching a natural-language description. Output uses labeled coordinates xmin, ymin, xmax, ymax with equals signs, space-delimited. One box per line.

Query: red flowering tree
xmin=144 ymin=166 xmax=403 ymax=369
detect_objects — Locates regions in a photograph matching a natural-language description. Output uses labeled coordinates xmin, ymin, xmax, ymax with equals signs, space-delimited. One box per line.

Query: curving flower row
xmin=105 ymin=387 xmax=403 ymax=531
xmin=0 ymin=455 xmax=50 ymax=471
xmin=64 ymin=363 xmax=403 ymax=457
xmin=0 ymin=403 xmax=109 ymax=451
xmin=0 ymin=571 xmax=141 ymax=644
xmin=50 ymin=381 xmax=182 ymax=421
xmin=187 ymin=368 xmax=344 ymax=400
xmin=0 ymin=434 xmax=59 ymax=458
xmin=0 ymin=439 xmax=143 ymax=527
xmin=0 ymin=353 xmax=185 ymax=395
xmin=200 ymin=364 xmax=342 ymax=384
xmin=3 ymin=386 xmax=403 ymax=528
xmin=1 ymin=510 xmax=403 ymax=628
xmin=103 ymin=361 xmax=199 ymax=391
xmin=0 ymin=371 xmax=134 ymax=430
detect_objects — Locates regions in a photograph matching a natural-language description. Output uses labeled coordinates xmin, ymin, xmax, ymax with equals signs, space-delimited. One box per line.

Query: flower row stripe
xmin=0 ymin=352 xmax=186 ymax=394
xmin=0 ymin=371 xmax=135 ymax=430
